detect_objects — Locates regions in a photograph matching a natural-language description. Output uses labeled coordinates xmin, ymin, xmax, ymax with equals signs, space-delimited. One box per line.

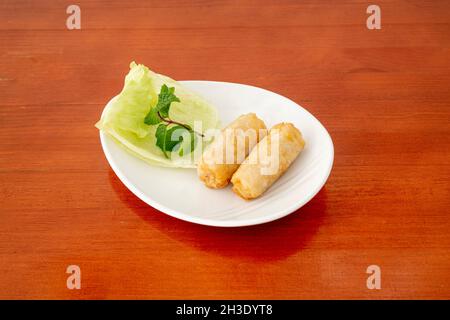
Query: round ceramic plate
xmin=99 ymin=81 xmax=334 ymax=227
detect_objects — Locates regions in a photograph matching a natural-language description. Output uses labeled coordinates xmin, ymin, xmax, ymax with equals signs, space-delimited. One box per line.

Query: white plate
xmin=100 ymin=81 xmax=334 ymax=227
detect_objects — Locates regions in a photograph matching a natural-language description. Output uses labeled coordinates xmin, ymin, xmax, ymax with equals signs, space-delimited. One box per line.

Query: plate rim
xmin=99 ymin=80 xmax=334 ymax=227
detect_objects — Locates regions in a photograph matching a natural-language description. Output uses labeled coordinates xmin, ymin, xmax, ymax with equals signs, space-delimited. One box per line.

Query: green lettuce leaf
xmin=96 ymin=62 xmax=219 ymax=167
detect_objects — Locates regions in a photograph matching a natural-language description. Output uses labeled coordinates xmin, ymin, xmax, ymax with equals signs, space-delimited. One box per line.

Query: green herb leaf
xmin=144 ymin=84 xmax=180 ymax=125
xmin=156 ymin=84 xmax=180 ymax=118
xmin=155 ymin=124 xmax=190 ymax=158
xmin=155 ymin=124 xmax=169 ymax=158
xmin=144 ymin=108 xmax=162 ymax=125
xmin=165 ymin=125 xmax=186 ymax=152
xmin=146 ymin=85 xmax=200 ymax=158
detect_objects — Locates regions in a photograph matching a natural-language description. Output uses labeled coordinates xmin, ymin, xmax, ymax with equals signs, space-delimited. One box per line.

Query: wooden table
xmin=1 ymin=0 xmax=449 ymax=299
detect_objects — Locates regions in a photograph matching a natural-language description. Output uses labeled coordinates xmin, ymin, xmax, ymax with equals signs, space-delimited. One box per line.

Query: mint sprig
xmin=144 ymin=84 xmax=201 ymax=158
xmin=144 ymin=84 xmax=180 ymax=125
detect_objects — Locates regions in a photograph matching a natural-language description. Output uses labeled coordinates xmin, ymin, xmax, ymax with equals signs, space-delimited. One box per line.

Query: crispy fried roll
xmin=197 ymin=113 xmax=267 ymax=188
xmin=231 ymin=123 xmax=305 ymax=199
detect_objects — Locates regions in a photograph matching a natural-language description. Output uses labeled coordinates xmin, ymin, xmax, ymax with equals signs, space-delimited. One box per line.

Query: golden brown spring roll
xmin=231 ymin=123 xmax=305 ymax=199
xmin=197 ymin=113 xmax=267 ymax=188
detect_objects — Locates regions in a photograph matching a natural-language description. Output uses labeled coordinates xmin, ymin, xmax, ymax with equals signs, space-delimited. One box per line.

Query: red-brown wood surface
xmin=0 ymin=0 xmax=449 ymax=299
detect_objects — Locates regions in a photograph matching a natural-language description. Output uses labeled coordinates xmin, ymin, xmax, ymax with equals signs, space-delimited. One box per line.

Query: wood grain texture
xmin=0 ymin=0 xmax=449 ymax=299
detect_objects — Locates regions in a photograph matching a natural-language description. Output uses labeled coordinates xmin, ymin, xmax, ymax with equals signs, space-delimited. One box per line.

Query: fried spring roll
xmin=197 ymin=113 xmax=267 ymax=188
xmin=231 ymin=123 xmax=305 ymax=199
